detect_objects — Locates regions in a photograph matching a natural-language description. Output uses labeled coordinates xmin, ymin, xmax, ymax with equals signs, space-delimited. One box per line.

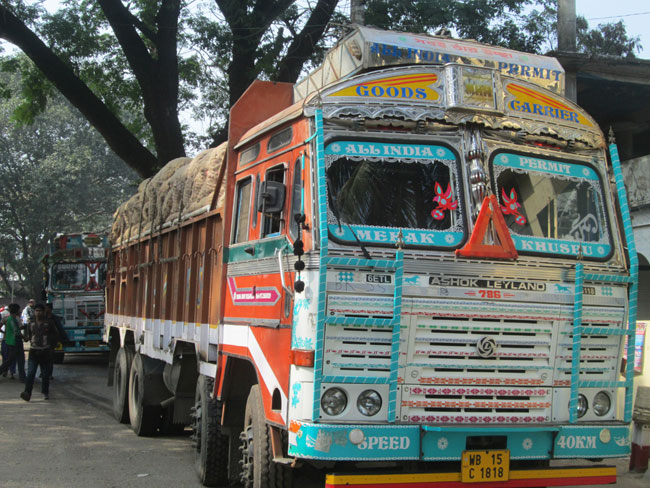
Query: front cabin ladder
xmin=569 ymin=140 xmax=638 ymax=423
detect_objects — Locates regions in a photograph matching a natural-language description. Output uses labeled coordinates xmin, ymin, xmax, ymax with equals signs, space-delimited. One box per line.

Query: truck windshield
xmin=492 ymin=151 xmax=612 ymax=259
xmin=325 ymin=140 xmax=464 ymax=247
xmin=51 ymin=263 xmax=87 ymax=290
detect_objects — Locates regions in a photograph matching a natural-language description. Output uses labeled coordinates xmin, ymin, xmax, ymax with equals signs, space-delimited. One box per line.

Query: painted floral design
xmin=500 ymin=187 xmax=527 ymax=225
xmin=431 ymin=182 xmax=458 ymax=220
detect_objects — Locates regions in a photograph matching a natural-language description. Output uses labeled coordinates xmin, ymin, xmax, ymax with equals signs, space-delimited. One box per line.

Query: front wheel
xmin=193 ymin=375 xmax=229 ymax=486
xmin=239 ymin=385 xmax=291 ymax=488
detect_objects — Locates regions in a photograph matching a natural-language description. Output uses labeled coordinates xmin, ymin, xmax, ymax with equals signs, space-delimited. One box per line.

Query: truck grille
xmin=400 ymin=385 xmax=551 ymax=423
xmin=324 ymin=292 xmax=624 ymax=425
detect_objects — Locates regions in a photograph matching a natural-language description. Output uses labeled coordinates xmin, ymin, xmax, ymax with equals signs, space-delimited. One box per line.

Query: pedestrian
xmin=45 ymin=303 xmax=67 ymax=342
xmin=44 ymin=302 xmax=66 ymax=379
xmin=0 ymin=306 xmax=12 ymax=377
xmin=20 ymin=303 xmax=59 ymax=401
xmin=21 ymin=298 xmax=35 ymax=325
xmin=0 ymin=304 xmax=26 ymax=381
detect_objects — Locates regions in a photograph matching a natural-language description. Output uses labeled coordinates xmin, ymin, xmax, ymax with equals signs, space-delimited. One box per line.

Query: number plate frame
xmin=461 ymin=449 xmax=510 ymax=483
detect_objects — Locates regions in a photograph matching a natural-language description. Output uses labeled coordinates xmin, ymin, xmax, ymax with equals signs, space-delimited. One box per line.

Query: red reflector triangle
xmin=455 ymin=195 xmax=518 ymax=260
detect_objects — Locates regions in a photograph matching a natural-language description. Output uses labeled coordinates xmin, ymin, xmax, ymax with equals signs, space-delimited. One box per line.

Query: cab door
xmin=224 ymin=123 xmax=308 ymax=327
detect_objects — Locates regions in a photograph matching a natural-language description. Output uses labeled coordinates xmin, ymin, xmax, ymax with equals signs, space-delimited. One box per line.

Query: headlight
xmin=593 ymin=391 xmax=611 ymax=416
xmin=577 ymin=394 xmax=588 ymax=418
xmin=321 ymin=388 xmax=347 ymax=416
xmin=357 ymin=389 xmax=382 ymax=416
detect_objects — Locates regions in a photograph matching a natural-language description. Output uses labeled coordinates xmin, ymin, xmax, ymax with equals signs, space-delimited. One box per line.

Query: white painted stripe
xmin=105 ymin=315 xmax=288 ymax=421
xmin=222 ymin=323 xmax=288 ymax=422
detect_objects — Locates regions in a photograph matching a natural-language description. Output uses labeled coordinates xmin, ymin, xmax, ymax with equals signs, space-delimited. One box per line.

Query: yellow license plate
xmin=461 ymin=450 xmax=509 ymax=483
xmin=85 ymin=341 xmax=100 ymax=348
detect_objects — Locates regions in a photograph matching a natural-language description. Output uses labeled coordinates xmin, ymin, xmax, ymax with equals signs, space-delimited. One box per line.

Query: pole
xmin=350 ymin=0 xmax=365 ymax=26
xmin=557 ymin=0 xmax=577 ymax=101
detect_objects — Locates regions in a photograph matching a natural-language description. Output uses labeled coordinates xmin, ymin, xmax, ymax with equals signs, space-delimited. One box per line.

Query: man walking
xmin=20 ymin=303 xmax=59 ymax=401
xmin=21 ymin=298 xmax=35 ymax=325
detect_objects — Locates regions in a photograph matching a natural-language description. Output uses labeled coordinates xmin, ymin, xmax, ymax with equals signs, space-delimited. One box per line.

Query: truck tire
xmin=112 ymin=347 xmax=134 ymax=423
xmin=239 ymin=385 xmax=291 ymax=488
xmin=128 ymin=353 xmax=161 ymax=436
xmin=193 ymin=375 xmax=229 ymax=486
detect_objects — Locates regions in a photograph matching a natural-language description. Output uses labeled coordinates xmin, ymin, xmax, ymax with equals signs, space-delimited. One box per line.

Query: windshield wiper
xmin=326 ymin=176 xmax=371 ymax=259
xmin=347 ymin=224 xmax=372 ymax=260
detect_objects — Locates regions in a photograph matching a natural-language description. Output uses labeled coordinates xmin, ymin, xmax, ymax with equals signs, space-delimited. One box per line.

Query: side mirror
xmin=257 ymin=181 xmax=285 ymax=214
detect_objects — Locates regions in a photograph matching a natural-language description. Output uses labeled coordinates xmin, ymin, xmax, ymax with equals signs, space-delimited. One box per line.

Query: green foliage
xmin=0 ymin=63 xmax=138 ymax=298
xmin=0 ymin=0 xmax=643 ymax=175
xmin=363 ymin=0 xmax=553 ymax=53
xmin=577 ymin=17 xmax=641 ymax=58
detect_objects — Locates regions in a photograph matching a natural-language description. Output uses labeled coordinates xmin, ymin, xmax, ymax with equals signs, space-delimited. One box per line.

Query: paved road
xmin=0 ymin=354 xmax=649 ymax=487
xmin=0 ymin=354 xmax=202 ymax=488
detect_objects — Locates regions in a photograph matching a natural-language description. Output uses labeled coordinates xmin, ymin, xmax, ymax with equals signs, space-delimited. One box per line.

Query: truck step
xmin=273 ymin=457 xmax=294 ymax=465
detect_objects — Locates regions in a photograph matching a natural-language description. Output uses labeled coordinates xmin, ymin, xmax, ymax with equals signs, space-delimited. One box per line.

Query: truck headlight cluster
xmin=321 ymin=388 xmax=383 ymax=417
xmin=571 ymin=391 xmax=612 ymax=419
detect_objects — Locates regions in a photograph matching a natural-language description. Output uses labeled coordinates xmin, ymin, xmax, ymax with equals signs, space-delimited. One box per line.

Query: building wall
xmin=623 ymin=155 xmax=650 ymax=394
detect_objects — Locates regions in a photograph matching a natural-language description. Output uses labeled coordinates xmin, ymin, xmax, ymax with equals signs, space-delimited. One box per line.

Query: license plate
xmin=85 ymin=341 xmax=100 ymax=348
xmin=461 ymin=450 xmax=509 ymax=483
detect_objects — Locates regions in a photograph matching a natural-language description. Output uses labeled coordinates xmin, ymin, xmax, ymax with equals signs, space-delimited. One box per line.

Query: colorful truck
xmin=105 ymin=26 xmax=638 ymax=487
xmin=43 ymin=232 xmax=110 ymax=361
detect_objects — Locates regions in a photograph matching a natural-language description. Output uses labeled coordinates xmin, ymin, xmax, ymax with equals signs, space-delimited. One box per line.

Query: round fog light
xmin=593 ymin=391 xmax=611 ymax=416
xmin=577 ymin=394 xmax=588 ymax=418
xmin=357 ymin=389 xmax=382 ymax=416
xmin=321 ymin=388 xmax=347 ymax=416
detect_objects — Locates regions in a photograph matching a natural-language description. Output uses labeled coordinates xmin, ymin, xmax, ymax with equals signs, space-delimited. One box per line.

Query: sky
xmin=576 ymin=0 xmax=650 ymax=58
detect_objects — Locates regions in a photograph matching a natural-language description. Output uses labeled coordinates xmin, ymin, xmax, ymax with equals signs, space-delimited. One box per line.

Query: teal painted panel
xmin=325 ymin=141 xmax=456 ymax=161
xmin=495 ymin=153 xmax=599 ymax=181
xmin=288 ymin=423 xmax=420 ymax=460
xmin=553 ymin=425 xmax=630 ymax=458
xmin=511 ymin=235 xmax=610 ymax=259
xmin=225 ymin=236 xmax=290 ymax=263
xmin=422 ymin=429 xmax=553 ymax=461
xmin=329 ymin=225 xmax=463 ymax=247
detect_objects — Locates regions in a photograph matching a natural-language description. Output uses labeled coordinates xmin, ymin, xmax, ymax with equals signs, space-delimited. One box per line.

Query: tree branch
xmin=274 ymin=0 xmax=339 ymax=83
xmin=97 ymin=0 xmax=155 ymax=88
xmin=98 ymin=0 xmax=186 ymax=167
xmin=0 ymin=5 xmax=157 ymax=177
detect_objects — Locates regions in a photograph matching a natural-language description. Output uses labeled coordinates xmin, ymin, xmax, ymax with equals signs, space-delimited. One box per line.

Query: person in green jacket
xmin=0 ymin=303 xmax=25 ymax=379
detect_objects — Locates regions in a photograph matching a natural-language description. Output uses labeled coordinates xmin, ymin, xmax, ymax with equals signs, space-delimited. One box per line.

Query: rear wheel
xmin=112 ymin=347 xmax=133 ymax=423
xmin=239 ymin=385 xmax=291 ymax=488
xmin=193 ymin=375 xmax=229 ymax=486
xmin=53 ymin=352 xmax=65 ymax=364
xmin=128 ymin=353 xmax=161 ymax=436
